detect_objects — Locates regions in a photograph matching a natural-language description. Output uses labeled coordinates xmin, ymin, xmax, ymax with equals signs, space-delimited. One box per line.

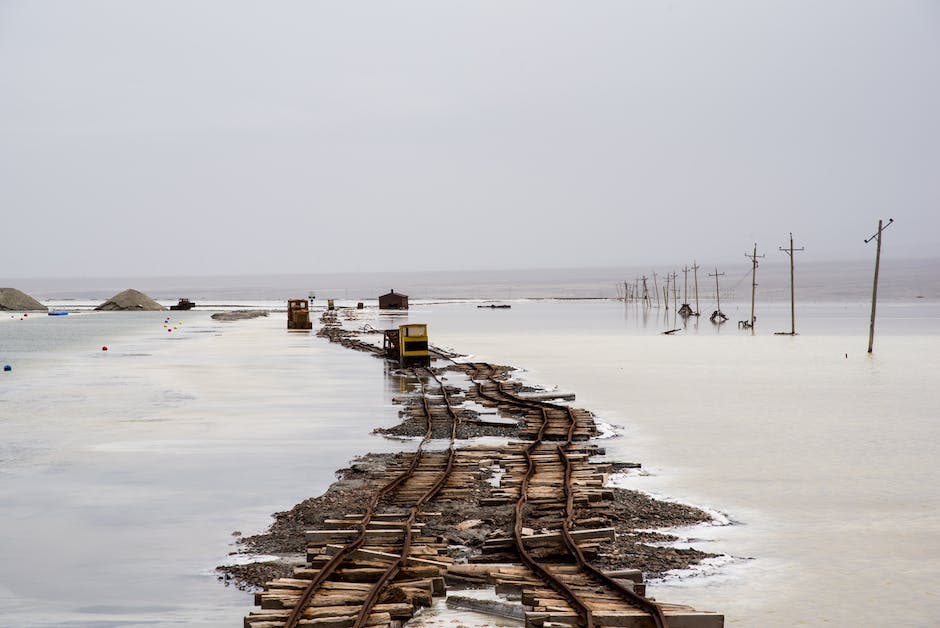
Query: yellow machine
xmin=383 ymin=323 xmax=430 ymax=367
xmin=287 ymin=299 xmax=312 ymax=330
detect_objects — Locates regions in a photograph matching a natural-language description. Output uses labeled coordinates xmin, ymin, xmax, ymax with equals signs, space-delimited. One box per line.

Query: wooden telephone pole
xmin=865 ymin=218 xmax=894 ymax=353
xmin=678 ymin=266 xmax=693 ymax=317
xmin=672 ymin=271 xmax=679 ymax=311
xmin=707 ymin=268 xmax=726 ymax=323
xmin=652 ymin=272 xmax=661 ymax=308
xmin=692 ymin=260 xmax=701 ymax=316
xmin=777 ymin=233 xmax=805 ymax=335
xmin=744 ymin=244 xmax=765 ymax=331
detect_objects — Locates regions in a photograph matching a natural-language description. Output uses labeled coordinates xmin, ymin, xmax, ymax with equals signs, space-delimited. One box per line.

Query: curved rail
xmin=558 ymin=445 xmax=668 ymax=628
xmin=513 ymin=405 xmax=597 ymax=628
xmin=311 ymin=321 xmax=671 ymax=628
xmin=466 ymin=362 xmax=668 ymax=628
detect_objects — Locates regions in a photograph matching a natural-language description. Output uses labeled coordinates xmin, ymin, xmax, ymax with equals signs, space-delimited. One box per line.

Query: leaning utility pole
xmin=777 ymin=233 xmax=805 ymax=335
xmin=865 ymin=218 xmax=894 ymax=354
xmin=692 ymin=260 xmax=701 ymax=316
xmin=707 ymin=267 xmax=726 ymax=322
xmin=744 ymin=244 xmax=765 ymax=331
xmin=652 ymin=272 xmax=661 ymax=308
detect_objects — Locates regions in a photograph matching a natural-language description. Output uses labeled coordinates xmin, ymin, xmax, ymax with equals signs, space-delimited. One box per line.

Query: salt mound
xmin=0 ymin=287 xmax=48 ymax=311
xmin=96 ymin=289 xmax=166 ymax=311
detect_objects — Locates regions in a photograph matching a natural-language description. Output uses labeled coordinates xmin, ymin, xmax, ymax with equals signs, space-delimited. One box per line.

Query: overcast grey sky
xmin=1 ymin=1 xmax=937 ymax=278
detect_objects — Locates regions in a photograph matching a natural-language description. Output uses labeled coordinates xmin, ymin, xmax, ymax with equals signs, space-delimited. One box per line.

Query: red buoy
xmin=102 ymin=346 xmax=108 ymax=351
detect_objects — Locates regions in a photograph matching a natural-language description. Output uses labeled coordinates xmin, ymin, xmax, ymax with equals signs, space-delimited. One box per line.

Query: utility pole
xmin=692 ymin=260 xmax=701 ymax=316
xmin=744 ymin=244 xmax=765 ymax=332
xmin=652 ymin=272 xmax=660 ymax=308
xmin=678 ymin=266 xmax=693 ymax=317
xmin=865 ymin=218 xmax=894 ymax=353
xmin=672 ymin=271 xmax=679 ymax=311
xmin=663 ymin=274 xmax=669 ymax=311
xmin=777 ymin=233 xmax=805 ymax=335
xmin=682 ymin=265 xmax=689 ymax=303
xmin=707 ymin=267 xmax=726 ymax=323
xmin=641 ymin=275 xmax=650 ymax=307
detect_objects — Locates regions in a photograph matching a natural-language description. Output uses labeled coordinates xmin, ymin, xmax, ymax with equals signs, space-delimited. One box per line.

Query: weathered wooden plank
xmin=483 ymin=527 xmax=615 ymax=550
xmin=592 ymin=610 xmax=724 ymax=627
xmin=317 ymin=544 xmax=451 ymax=567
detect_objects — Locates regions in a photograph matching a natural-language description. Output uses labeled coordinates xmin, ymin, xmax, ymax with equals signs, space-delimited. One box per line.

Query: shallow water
xmin=0 ymin=312 xmax=407 ymax=626
xmin=400 ymin=300 xmax=940 ymax=627
xmin=2 ymin=295 xmax=938 ymax=627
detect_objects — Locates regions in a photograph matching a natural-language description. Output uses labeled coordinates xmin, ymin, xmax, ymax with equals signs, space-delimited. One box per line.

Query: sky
xmin=1 ymin=1 xmax=938 ymax=279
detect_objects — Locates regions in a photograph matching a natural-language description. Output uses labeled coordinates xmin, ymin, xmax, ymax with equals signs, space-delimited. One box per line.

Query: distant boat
xmin=48 ymin=310 xmax=68 ymax=316
xmin=169 ymin=298 xmax=195 ymax=311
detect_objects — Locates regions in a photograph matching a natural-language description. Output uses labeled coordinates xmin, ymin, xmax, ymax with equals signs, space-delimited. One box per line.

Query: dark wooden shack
xmin=378 ymin=289 xmax=408 ymax=310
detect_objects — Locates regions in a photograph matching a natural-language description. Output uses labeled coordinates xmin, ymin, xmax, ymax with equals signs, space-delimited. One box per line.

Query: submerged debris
xmin=211 ymin=310 xmax=269 ymax=321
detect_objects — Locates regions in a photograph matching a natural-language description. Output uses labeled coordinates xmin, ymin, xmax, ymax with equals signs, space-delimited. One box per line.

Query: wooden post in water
xmin=672 ymin=271 xmax=679 ymax=311
xmin=745 ymin=244 xmax=765 ymax=333
xmin=865 ymin=218 xmax=894 ymax=353
xmin=652 ymin=272 xmax=661 ymax=308
xmin=778 ymin=233 xmax=805 ymax=335
xmin=682 ymin=266 xmax=689 ymax=303
xmin=692 ymin=260 xmax=701 ymax=316
xmin=708 ymin=268 xmax=725 ymax=320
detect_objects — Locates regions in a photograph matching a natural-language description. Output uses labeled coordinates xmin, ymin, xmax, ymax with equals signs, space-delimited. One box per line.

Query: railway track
xmin=247 ymin=367 xmax=458 ymax=628
xmin=457 ymin=363 xmax=667 ymax=628
xmin=245 ymin=315 xmax=721 ymax=627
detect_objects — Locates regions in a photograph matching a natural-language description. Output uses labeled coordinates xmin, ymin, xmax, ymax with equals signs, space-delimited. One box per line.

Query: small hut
xmin=378 ymin=289 xmax=408 ymax=310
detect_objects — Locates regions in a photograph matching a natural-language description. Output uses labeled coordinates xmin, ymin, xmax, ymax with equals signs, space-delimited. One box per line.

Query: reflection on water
xmin=0 ymin=313 xmax=407 ymax=627
xmin=415 ymin=301 xmax=940 ymax=628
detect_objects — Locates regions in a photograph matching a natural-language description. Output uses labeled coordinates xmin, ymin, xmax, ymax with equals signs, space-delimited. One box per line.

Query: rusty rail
xmin=467 ymin=362 xmax=669 ymax=628
xmin=350 ymin=369 xmax=458 ymax=628
xmin=290 ymin=323 xmax=673 ymax=628
xmin=284 ymin=367 xmax=458 ymax=628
